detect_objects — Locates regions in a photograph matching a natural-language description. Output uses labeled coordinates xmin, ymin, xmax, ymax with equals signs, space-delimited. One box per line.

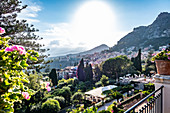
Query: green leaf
xmin=31 ymin=57 xmax=38 ymax=61
xmin=20 ymin=60 xmax=28 ymax=67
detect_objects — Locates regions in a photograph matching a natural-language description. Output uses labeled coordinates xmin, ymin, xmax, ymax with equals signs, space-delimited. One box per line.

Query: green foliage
xmin=98 ymin=110 xmax=111 ymax=113
xmin=52 ymin=87 xmax=72 ymax=104
xmin=134 ymin=90 xmax=139 ymax=94
xmin=152 ymin=49 xmax=170 ymax=61
xmin=147 ymin=96 xmax=154 ymax=102
xmin=0 ymin=37 xmax=38 ymax=112
xmin=83 ymin=107 xmax=97 ymax=113
xmin=102 ymin=55 xmax=135 ymax=79
xmin=112 ymin=91 xmax=123 ymax=102
xmin=26 ymin=73 xmax=42 ymax=90
xmin=71 ymin=92 xmax=84 ymax=104
xmin=100 ymin=75 xmax=109 ymax=86
xmin=95 ymin=81 xmax=102 ymax=87
xmin=29 ymin=102 xmax=42 ymax=113
xmin=53 ymin=96 xmax=65 ymax=108
xmin=41 ymin=99 xmax=61 ymax=113
xmin=144 ymin=83 xmax=155 ymax=92
xmin=142 ymin=91 xmax=150 ymax=97
xmin=84 ymin=63 xmax=93 ymax=82
xmin=131 ymin=49 xmax=142 ymax=72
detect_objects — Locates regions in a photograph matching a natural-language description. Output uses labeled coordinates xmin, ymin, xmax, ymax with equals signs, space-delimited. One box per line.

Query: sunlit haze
xmin=21 ymin=0 xmax=170 ymax=56
xmin=71 ymin=1 xmax=117 ymax=49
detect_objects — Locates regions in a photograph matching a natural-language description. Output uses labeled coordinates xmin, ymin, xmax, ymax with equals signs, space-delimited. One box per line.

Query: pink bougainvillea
xmin=0 ymin=27 xmax=5 ymax=34
xmin=47 ymin=87 xmax=51 ymax=92
xmin=5 ymin=45 xmax=26 ymax=55
xmin=22 ymin=92 xmax=30 ymax=100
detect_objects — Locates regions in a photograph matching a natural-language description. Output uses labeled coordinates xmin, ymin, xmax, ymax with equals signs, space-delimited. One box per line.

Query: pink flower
xmin=19 ymin=50 xmax=26 ymax=55
xmin=47 ymin=87 xmax=51 ymax=92
xmin=152 ymin=53 xmax=156 ymax=56
xmin=166 ymin=53 xmax=170 ymax=55
xmin=46 ymin=82 xmax=50 ymax=87
xmin=0 ymin=27 xmax=5 ymax=34
xmin=5 ymin=45 xmax=26 ymax=55
xmin=22 ymin=92 xmax=30 ymax=100
xmin=168 ymin=56 xmax=170 ymax=60
xmin=5 ymin=47 xmax=13 ymax=52
xmin=111 ymin=110 xmax=114 ymax=113
xmin=162 ymin=48 xmax=165 ymax=51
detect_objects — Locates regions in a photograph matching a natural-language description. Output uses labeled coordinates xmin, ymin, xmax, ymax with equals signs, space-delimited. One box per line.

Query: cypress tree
xmin=76 ymin=58 xmax=85 ymax=81
xmin=49 ymin=68 xmax=58 ymax=86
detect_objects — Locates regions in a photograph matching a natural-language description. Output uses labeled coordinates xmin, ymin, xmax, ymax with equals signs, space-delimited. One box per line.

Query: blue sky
xmin=20 ymin=0 xmax=170 ymax=56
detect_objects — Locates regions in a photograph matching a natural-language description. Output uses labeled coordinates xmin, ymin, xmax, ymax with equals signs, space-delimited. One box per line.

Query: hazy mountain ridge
xmin=67 ymin=44 xmax=109 ymax=57
xmin=111 ymin=12 xmax=170 ymax=51
xmin=45 ymin=44 xmax=109 ymax=70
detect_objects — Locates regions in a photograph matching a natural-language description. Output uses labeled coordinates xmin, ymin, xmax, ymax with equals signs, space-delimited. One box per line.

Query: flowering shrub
xmin=152 ymin=48 xmax=170 ymax=61
xmin=0 ymin=27 xmax=39 ymax=113
xmin=40 ymin=81 xmax=51 ymax=92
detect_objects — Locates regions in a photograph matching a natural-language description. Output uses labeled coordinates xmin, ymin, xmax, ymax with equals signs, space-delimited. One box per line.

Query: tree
xmin=77 ymin=58 xmax=85 ymax=81
xmin=52 ymin=87 xmax=72 ymax=104
xmin=84 ymin=63 xmax=93 ymax=82
xmin=100 ymin=75 xmax=109 ymax=86
xmin=144 ymin=51 xmax=156 ymax=76
xmin=26 ymin=72 xmax=42 ymax=90
xmin=71 ymin=92 xmax=84 ymax=104
xmin=102 ymin=55 xmax=135 ymax=80
xmin=41 ymin=99 xmax=61 ymax=113
xmin=131 ymin=49 xmax=142 ymax=72
xmin=93 ymin=64 xmax=102 ymax=81
xmin=0 ymin=0 xmax=50 ymax=69
xmin=49 ymin=68 xmax=58 ymax=86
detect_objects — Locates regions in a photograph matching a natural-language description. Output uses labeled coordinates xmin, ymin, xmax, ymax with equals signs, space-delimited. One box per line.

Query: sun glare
xmin=71 ymin=1 xmax=116 ymax=49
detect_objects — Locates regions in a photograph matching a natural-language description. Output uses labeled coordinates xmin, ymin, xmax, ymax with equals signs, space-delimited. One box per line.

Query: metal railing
xmin=125 ymin=85 xmax=164 ymax=113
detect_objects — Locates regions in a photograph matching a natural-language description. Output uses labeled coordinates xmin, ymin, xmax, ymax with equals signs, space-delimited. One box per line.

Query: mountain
xmin=111 ymin=12 xmax=170 ymax=51
xmin=78 ymin=44 xmax=109 ymax=55
xmin=43 ymin=44 xmax=109 ymax=71
xmin=68 ymin=44 xmax=109 ymax=56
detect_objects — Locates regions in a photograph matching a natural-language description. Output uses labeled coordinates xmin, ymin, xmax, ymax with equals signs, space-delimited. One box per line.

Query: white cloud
xmin=17 ymin=2 xmax=41 ymax=23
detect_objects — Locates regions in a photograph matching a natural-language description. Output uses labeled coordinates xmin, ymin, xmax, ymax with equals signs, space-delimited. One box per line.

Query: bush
xmin=108 ymin=80 xmax=115 ymax=85
xmin=42 ymin=94 xmax=55 ymax=102
xmin=134 ymin=90 xmax=139 ymax=94
xmin=98 ymin=110 xmax=111 ymax=113
xmin=105 ymin=97 xmax=113 ymax=103
xmin=95 ymin=81 xmax=102 ymax=87
xmin=142 ymin=91 xmax=150 ymax=97
xmin=30 ymin=102 xmax=42 ymax=113
xmin=53 ymin=96 xmax=65 ymax=108
xmin=144 ymin=83 xmax=155 ymax=92
xmin=41 ymin=99 xmax=61 ymax=113
xmin=118 ymin=93 xmax=141 ymax=106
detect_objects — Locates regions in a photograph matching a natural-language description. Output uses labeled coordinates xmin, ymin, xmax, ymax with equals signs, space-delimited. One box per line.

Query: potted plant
xmin=152 ymin=47 xmax=170 ymax=75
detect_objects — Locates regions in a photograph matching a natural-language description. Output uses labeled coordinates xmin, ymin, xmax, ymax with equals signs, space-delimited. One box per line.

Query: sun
xmin=71 ymin=1 xmax=117 ymax=49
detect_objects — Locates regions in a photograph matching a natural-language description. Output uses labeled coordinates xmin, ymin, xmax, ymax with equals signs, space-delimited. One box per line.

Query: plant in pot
xmin=152 ymin=47 xmax=170 ymax=75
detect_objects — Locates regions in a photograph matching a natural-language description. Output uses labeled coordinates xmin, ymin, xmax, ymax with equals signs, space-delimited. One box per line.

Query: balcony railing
xmin=125 ymin=85 xmax=164 ymax=113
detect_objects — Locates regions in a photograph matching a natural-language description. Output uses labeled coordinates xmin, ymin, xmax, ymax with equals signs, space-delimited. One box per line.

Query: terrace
xmin=125 ymin=73 xmax=170 ymax=113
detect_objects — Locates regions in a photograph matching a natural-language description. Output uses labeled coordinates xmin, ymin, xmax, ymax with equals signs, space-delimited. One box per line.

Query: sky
xmin=20 ymin=0 xmax=170 ymax=57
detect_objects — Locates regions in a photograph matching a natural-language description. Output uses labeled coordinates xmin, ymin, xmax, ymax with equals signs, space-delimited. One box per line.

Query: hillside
xmin=68 ymin=44 xmax=109 ymax=56
xmin=44 ymin=44 xmax=109 ymax=70
xmin=111 ymin=12 xmax=170 ymax=51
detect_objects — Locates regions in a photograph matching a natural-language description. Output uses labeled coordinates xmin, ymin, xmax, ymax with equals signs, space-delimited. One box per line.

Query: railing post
xmin=161 ymin=86 xmax=163 ymax=113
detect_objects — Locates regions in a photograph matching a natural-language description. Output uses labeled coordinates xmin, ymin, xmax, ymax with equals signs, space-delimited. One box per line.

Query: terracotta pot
xmin=155 ymin=60 xmax=170 ymax=75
